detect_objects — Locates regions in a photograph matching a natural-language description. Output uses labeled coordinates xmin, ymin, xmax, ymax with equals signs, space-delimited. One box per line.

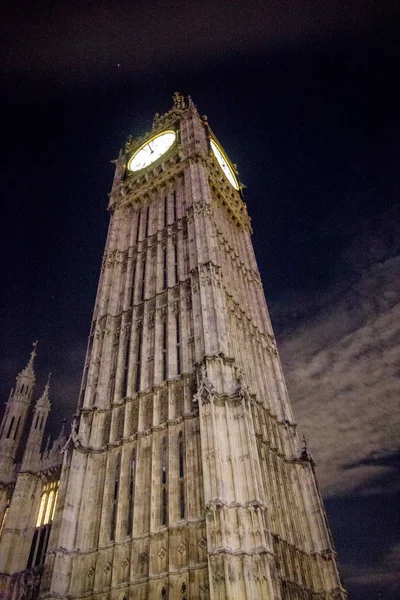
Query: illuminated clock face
xmin=128 ymin=130 xmax=176 ymax=172
xmin=210 ymin=139 xmax=239 ymax=190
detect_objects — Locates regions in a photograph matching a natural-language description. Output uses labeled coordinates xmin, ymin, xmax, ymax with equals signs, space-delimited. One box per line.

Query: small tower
xmin=22 ymin=374 xmax=51 ymax=471
xmin=0 ymin=342 xmax=37 ymax=483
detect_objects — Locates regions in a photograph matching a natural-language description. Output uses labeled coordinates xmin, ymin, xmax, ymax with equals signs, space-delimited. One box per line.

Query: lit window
xmin=28 ymin=481 xmax=59 ymax=568
xmin=44 ymin=490 xmax=54 ymax=525
xmin=0 ymin=501 xmax=10 ymax=538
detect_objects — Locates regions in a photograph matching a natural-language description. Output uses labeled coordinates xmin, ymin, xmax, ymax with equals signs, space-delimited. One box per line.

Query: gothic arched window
xmin=173 ymin=190 xmax=177 ymax=222
xmin=111 ymin=454 xmax=121 ymax=540
xmin=178 ymin=432 xmax=184 ymax=478
xmin=162 ymin=319 xmax=168 ymax=381
xmin=181 ymin=582 xmax=187 ymax=600
xmin=145 ymin=205 xmax=150 ymax=238
xmin=161 ymin=585 xmax=167 ymax=599
xmin=128 ymin=447 xmax=136 ymax=534
xmin=161 ymin=437 xmax=167 ymax=485
xmin=141 ymin=256 xmax=146 ymax=301
xmin=164 ymin=196 xmax=168 ymax=228
xmin=27 ymin=481 xmax=59 ymax=568
xmin=6 ymin=416 xmax=14 ymax=439
xmin=174 ymin=240 xmax=178 ymax=284
xmin=163 ymin=245 xmax=167 ymax=290
xmin=161 ymin=437 xmax=168 ymax=525
xmin=135 ymin=321 xmax=143 ymax=393
xmin=13 ymin=416 xmax=20 ymax=440
xmin=178 ymin=431 xmax=185 ymax=519
xmin=176 ymin=315 xmax=181 ymax=376
xmin=136 ymin=210 xmax=141 ymax=244
xmin=0 ymin=499 xmax=10 ymax=538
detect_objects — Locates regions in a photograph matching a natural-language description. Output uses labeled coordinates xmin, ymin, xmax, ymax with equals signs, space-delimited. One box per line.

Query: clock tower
xmin=42 ymin=94 xmax=346 ymax=600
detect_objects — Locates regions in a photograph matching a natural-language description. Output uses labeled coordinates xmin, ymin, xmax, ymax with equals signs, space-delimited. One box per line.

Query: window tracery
xmin=27 ymin=481 xmax=59 ymax=568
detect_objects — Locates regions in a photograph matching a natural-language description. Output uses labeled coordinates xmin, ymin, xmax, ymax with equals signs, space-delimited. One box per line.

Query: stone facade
xmin=0 ymin=95 xmax=347 ymax=599
xmin=0 ymin=347 xmax=65 ymax=599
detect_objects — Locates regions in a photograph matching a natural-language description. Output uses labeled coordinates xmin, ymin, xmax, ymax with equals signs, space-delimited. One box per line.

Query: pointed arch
xmin=111 ymin=453 xmax=121 ymax=540
xmin=128 ymin=447 xmax=136 ymax=535
xmin=6 ymin=416 xmax=15 ymax=439
xmin=13 ymin=416 xmax=20 ymax=440
xmin=161 ymin=436 xmax=168 ymax=525
xmin=181 ymin=581 xmax=187 ymax=600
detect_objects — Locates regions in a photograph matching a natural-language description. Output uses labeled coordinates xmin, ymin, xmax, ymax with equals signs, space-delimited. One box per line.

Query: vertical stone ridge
xmin=40 ymin=96 xmax=346 ymax=600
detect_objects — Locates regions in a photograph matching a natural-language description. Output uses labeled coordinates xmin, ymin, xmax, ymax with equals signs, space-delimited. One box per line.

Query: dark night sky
xmin=1 ymin=2 xmax=400 ymax=598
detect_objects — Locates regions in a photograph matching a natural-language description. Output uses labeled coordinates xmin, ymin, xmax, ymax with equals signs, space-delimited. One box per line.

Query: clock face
xmin=128 ymin=130 xmax=176 ymax=172
xmin=210 ymin=140 xmax=239 ymax=190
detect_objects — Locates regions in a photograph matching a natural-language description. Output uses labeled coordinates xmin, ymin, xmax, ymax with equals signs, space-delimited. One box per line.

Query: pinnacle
xmin=36 ymin=373 xmax=51 ymax=408
xmin=18 ymin=341 xmax=38 ymax=381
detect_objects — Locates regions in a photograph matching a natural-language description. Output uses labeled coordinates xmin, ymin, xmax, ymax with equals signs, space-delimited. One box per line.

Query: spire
xmin=19 ymin=341 xmax=38 ymax=381
xmin=59 ymin=418 xmax=67 ymax=438
xmin=36 ymin=373 xmax=51 ymax=409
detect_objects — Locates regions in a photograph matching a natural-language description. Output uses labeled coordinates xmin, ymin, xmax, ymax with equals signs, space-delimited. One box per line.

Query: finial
xmin=187 ymin=95 xmax=196 ymax=110
xmin=29 ymin=340 xmax=38 ymax=364
xmin=44 ymin=373 xmax=51 ymax=394
xmin=172 ymin=92 xmax=186 ymax=110
xmin=152 ymin=112 xmax=160 ymax=128
xmin=57 ymin=418 xmax=67 ymax=441
xmin=18 ymin=340 xmax=38 ymax=381
xmin=302 ymin=434 xmax=308 ymax=450
xmin=36 ymin=373 xmax=51 ymax=409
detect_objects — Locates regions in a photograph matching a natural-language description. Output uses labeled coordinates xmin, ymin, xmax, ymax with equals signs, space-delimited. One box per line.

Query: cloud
xmin=343 ymin=544 xmax=400 ymax=589
xmin=275 ymin=210 xmax=400 ymax=498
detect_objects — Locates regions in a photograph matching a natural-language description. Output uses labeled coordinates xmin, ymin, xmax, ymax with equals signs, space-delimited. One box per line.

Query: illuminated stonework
xmin=0 ymin=353 xmax=65 ymax=598
xmin=0 ymin=94 xmax=347 ymax=600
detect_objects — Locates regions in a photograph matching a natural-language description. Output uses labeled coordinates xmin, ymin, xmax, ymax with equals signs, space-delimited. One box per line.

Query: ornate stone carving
xmin=177 ymin=542 xmax=186 ymax=554
xmin=103 ymin=562 xmax=112 ymax=574
xmin=172 ymin=92 xmax=186 ymax=109
xmin=138 ymin=552 xmax=148 ymax=566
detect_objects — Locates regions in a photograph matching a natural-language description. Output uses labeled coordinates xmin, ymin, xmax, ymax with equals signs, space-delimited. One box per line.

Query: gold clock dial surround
xmin=210 ymin=139 xmax=239 ymax=190
xmin=128 ymin=130 xmax=176 ymax=172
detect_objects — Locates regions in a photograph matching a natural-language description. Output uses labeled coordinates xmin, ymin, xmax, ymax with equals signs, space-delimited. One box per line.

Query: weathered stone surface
xmin=0 ymin=96 xmax=346 ymax=600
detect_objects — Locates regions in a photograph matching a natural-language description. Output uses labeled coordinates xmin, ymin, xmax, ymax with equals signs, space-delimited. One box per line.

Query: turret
xmin=0 ymin=343 xmax=37 ymax=483
xmin=22 ymin=374 xmax=51 ymax=470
